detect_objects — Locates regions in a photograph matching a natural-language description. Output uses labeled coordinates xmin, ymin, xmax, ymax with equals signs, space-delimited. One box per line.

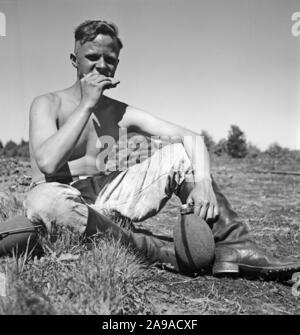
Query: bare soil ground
xmin=0 ymin=154 xmax=300 ymax=314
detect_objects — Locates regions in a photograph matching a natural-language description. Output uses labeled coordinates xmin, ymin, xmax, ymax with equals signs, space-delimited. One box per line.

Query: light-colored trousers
xmin=24 ymin=143 xmax=193 ymax=235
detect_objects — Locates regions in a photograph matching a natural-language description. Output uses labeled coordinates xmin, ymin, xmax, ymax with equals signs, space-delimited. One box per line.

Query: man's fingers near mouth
xmin=109 ymin=78 xmax=120 ymax=85
xmin=92 ymin=77 xmax=119 ymax=85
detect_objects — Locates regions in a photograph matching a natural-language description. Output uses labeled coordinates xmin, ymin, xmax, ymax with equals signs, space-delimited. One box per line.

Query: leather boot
xmin=178 ymin=178 xmax=300 ymax=279
xmin=1 ymin=211 xmax=182 ymax=271
xmin=0 ymin=215 xmax=43 ymax=257
xmin=85 ymin=206 xmax=182 ymax=272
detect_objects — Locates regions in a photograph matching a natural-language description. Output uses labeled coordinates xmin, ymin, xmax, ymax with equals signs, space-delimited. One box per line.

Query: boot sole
xmin=213 ymin=261 xmax=300 ymax=279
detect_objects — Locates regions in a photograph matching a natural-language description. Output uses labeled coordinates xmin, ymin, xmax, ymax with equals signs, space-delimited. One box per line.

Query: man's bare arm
xmin=30 ymin=94 xmax=92 ymax=175
xmin=30 ymin=74 xmax=119 ymax=175
xmin=119 ymin=106 xmax=219 ymax=219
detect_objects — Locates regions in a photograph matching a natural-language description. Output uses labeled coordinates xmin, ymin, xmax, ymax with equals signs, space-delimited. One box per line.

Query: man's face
xmin=73 ymin=33 xmax=120 ymax=79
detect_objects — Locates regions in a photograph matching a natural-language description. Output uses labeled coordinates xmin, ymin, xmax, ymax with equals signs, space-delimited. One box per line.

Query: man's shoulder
xmin=31 ymin=91 xmax=62 ymax=112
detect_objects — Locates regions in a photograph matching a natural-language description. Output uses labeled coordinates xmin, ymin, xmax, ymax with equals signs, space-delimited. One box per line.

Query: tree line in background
xmin=0 ymin=124 xmax=298 ymax=161
xmin=0 ymin=139 xmax=29 ymax=159
xmin=200 ymin=124 xmax=298 ymax=159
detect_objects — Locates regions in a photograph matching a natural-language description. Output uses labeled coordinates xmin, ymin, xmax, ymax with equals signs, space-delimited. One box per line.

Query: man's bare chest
xmin=57 ymin=102 xmax=123 ymax=160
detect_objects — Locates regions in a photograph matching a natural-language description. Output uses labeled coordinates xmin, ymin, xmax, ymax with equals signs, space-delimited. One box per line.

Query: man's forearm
xmin=182 ymin=135 xmax=211 ymax=182
xmin=35 ymin=102 xmax=92 ymax=174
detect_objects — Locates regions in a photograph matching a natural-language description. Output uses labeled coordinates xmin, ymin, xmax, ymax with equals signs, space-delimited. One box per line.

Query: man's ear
xmin=70 ymin=53 xmax=77 ymax=69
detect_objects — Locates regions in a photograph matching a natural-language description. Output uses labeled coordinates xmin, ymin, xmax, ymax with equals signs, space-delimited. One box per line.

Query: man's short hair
xmin=74 ymin=20 xmax=123 ymax=50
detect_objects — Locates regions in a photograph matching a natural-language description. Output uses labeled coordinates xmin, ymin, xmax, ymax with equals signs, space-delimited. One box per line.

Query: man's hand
xmin=186 ymin=178 xmax=219 ymax=221
xmin=80 ymin=73 xmax=120 ymax=108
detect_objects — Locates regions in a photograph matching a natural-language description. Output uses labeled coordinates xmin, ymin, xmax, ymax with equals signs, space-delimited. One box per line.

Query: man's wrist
xmin=79 ymin=100 xmax=94 ymax=113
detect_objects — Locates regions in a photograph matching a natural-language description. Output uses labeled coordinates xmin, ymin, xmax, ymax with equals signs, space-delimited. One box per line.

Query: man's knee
xmin=24 ymin=182 xmax=87 ymax=233
xmin=24 ymin=182 xmax=80 ymax=215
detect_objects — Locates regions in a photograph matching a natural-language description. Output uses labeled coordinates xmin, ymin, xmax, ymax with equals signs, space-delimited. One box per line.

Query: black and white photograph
xmin=0 ymin=0 xmax=300 ymax=317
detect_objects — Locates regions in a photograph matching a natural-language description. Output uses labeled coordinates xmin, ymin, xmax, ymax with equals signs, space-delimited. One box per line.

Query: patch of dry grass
xmin=0 ymin=235 xmax=154 ymax=315
xmin=0 ymin=192 xmax=24 ymax=221
xmin=0 ymin=193 xmax=155 ymax=315
xmin=1 ymin=154 xmax=300 ymax=315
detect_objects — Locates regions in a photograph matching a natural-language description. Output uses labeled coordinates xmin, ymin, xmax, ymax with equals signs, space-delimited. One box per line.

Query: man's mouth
xmin=92 ymin=70 xmax=111 ymax=77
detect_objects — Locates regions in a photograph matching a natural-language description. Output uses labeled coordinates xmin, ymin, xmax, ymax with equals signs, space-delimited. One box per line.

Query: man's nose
xmin=96 ymin=57 xmax=108 ymax=72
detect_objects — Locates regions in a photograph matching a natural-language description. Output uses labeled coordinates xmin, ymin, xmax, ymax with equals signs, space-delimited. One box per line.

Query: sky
xmin=0 ymin=0 xmax=299 ymax=150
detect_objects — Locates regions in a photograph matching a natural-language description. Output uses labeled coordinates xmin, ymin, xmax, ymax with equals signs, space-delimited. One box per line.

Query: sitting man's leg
xmin=24 ymin=181 xmax=135 ymax=240
xmin=22 ymin=181 xmax=182 ymax=270
xmin=93 ymin=141 xmax=300 ymax=278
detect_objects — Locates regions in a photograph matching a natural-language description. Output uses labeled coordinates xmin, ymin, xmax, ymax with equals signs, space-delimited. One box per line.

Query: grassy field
xmin=0 ymin=153 xmax=300 ymax=315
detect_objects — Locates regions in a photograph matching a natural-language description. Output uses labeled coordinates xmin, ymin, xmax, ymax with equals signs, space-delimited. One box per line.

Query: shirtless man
xmin=6 ymin=20 xmax=300 ymax=278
